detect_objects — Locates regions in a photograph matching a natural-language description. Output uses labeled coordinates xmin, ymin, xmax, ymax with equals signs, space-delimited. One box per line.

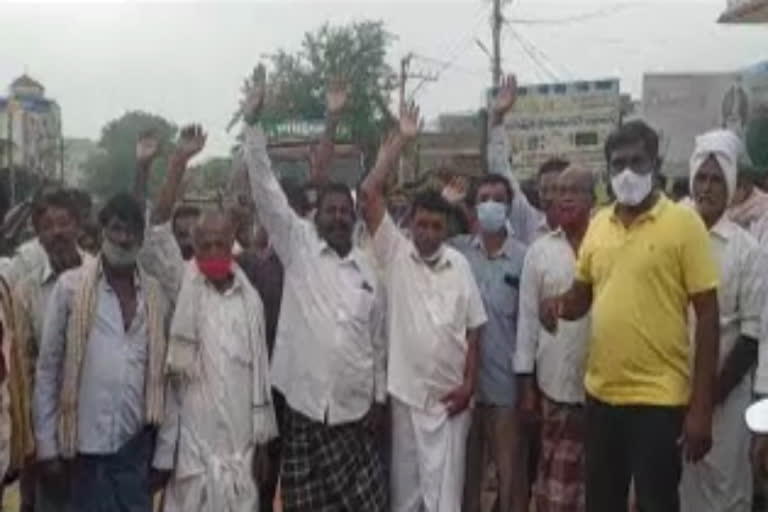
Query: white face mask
xmin=101 ymin=237 xmax=139 ymax=267
xmin=610 ymin=168 xmax=653 ymax=206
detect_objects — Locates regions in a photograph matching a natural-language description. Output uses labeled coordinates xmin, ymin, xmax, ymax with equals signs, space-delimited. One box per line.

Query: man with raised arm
xmin=236 ymin=76 xmax=349 ymax=512
xmin=488 ymin=75 xmax=565 ymax=243
xmin=239 ymin=66 xmax=388 ymax=512
xmin=360 ymin=104 xmax=487 ymax=512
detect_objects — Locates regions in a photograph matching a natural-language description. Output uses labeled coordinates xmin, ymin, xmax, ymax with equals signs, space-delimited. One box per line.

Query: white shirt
xmin=371 ymin=213 xmax=487 ymax=410
xmin=695 ymin=217 xmax=765 ymax=398
xmin=243 ymin=124 xmax=386 ymax=425
xmin=515 ymin=229 xmax=590 ymax=404
xmin=0 ymin=238 xmax=48 ymax=287
xmin=35 ymin=266 xmax=149 ymax=458
xmin=706 ymin=217 xmax=763 ymax=363
xmin=15 ymin=250 xmax=92 ymax=348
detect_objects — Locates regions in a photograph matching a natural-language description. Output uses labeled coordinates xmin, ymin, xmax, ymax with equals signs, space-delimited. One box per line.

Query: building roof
xmin=11 ymin=73 xmax=44 ymax=91
xmin=719 ymin=0 xmax=768 ymax=22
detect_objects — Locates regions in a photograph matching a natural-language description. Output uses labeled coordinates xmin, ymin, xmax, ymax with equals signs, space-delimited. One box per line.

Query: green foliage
xmin=82 ymin=111 xmax=177 ymax=199
xmin=263 ymin=20 xmax=397 ymax=165
xmin=187 ymin=157 xmax=233 ymax=195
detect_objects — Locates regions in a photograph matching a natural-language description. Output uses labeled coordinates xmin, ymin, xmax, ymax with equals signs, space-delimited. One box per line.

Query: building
xmin=643 ymin=64 xmax=768 ymax=176
xmin=260 ymin=117 xmax=365 ymax=187
xmin=719 ymin=0 xmax=768 ymax=22
xmin=0 ymin=75 xmax=62 ymax=184
xmin=496 ymin=78 xmax=622 ymax=179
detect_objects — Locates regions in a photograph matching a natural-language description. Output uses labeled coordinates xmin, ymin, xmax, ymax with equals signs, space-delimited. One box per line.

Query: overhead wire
xmin=506 ymin=27 xmax=559 ymax=82
xmin=510 ymin=25 xmax=574 ymax=80
xmin=409 ymin=53 xmax=487 ymax=77
xmin=407 ymin=2 xmax=491 ymax=99
xmin=505 ymin=3 xmax=635 ymax=25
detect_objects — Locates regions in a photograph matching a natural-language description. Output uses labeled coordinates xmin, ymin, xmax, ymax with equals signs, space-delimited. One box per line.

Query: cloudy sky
xmin=0 ymin=0 xmax=765 ymax=158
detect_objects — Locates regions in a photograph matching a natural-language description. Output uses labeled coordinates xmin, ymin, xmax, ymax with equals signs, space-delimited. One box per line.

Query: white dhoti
xmin=157 ymin=264 xmax=278 ymax=512
xmin=163 ymin=427 xmax=258 ymax=512
xmin=680 ymin=377 xmax=753 ymax=512
xmin=391 ymin=397 xmax=471 ymax=512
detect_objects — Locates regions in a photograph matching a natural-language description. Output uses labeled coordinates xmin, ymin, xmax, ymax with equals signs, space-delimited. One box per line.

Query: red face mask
xmin=196 ymin=257 xmax=233 ymax=281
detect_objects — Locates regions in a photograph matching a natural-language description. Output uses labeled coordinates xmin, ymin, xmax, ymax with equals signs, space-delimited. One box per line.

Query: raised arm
xmin=308 ymin=76 xmax=348 ymax=186
xmin=150 ymin=125 xmax=206 ymax=226
xmin=488 ymin=74 xmax=543 ymax=242
xmin=360 ymin=102 xmax=421 ymax=236
xmin=487 ymin=74 xmax=519 ymax=188
xmin=139 ymin=125 xmax=205 ymax=300
xmin=239 ymin=65 xmax=306 ymax=266
xmin=134 ymin=130 xmax=160 ymax=208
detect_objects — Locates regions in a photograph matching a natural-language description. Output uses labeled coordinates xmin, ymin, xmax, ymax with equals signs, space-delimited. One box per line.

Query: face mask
xmin=476 ymin=201 xmax=508 ymax=233
xmin=101 ymin=238 xmax=138 ymax=267
xmin=196 ymin=256 xmax=234 ymax=281
xmin=610 ymin=168 xmax=653 ymax=206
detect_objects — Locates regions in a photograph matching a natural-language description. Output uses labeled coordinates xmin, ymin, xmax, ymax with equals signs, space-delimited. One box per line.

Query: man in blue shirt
xmin=449 ymin=173 xmax=528 ymax=512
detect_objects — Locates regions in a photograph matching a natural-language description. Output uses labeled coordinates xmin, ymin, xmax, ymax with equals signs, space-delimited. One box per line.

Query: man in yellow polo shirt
xmin=541 ymin=120 xmax=720 ymax=512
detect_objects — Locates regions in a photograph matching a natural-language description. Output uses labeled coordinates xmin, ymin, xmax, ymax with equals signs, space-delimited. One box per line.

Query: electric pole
xmin=492 ymin=0 xmax=503 ymax=87
xmin=399 ymin=53 xmax=412 ymax=111
xmin=397 ymin=53 xmax=437 ymax=185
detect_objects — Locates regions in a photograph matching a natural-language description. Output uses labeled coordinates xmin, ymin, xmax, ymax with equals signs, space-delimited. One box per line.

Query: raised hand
xmin=493 ymin=74 xmax=518 ymax=116
xmin=175 ymin=124 xmax=207 ymax=162
xmin=242 ymin=64 xmax=267 ymax=125
xmin=399 ymin=101 xmax=421 ymax=139
xmin=326 ymin=75 xmax=349 ymax=117
xmin=136 ymin=131 xmax=160 ymax=166
xmin=226 ymin=64 xmax=267 ymax=132
xmin=441 ymin=176 xmax=470 ymax=204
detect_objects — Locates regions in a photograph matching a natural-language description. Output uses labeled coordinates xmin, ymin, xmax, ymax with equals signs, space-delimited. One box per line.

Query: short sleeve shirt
xmin=576 ymin=196 xmax=719 ymax=406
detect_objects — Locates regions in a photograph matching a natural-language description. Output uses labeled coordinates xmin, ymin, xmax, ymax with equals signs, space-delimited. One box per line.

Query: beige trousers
xmin=463 ymin=404 xmax=528 ymax=512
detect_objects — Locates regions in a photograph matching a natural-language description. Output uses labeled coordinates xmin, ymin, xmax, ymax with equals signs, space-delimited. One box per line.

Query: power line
xmin=505 ymin=3 xmax=634 ymax=25
xmin=409 ymin=53 xmax=487 ymax=76
xmin=408 ymin=4 xmax=491 ymax=98
xmin=512 ymin=26 xmax=574 ymax=80
xmin=506 ymin=28 xmax=559 ymax=82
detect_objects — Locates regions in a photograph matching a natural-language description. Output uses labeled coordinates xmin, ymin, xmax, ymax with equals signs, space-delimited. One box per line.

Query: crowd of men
xmin=0 ymin=66 xmax=766 ymax=512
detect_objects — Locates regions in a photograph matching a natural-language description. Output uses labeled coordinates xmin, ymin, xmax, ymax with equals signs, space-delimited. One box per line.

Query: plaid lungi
xmin=533 ymin=396 xmax=586 ymax=512
xmin=280 ymin=405 xmax=387 ymax=512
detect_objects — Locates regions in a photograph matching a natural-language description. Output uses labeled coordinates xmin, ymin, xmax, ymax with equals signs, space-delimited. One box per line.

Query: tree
xmin=187 ymin=156 xmax=234 ymax=196
xmin=82 ymin=111 xmax=177 ymax=199
xmin=262 ymin=20 xmax=397 ymax=167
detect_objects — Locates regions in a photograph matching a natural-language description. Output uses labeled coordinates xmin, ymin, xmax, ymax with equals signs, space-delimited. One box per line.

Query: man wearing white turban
xmin=680 ymin=129 xmax=765 ymax=512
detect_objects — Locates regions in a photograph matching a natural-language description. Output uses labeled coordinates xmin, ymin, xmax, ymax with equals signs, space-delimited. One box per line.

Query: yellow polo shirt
xmin=576 ymin=196 xmax=718 ymax=406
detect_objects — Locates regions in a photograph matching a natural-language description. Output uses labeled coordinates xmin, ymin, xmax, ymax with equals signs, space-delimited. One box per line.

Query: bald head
xmin=193 ymin=209 xmax=236 ymax=260
xmin=558 ymin=165 xmax=595 ymax=197
xmin=557 ymin=165 xmax=594 ymax=230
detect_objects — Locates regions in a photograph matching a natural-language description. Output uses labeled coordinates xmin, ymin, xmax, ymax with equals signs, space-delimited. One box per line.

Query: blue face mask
xmin=476 ymin=200 xmax=508 ymax=233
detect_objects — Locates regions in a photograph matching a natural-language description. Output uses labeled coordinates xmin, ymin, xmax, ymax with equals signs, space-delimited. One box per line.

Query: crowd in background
xmin=0 ymin=67 xmax=765 ymax=512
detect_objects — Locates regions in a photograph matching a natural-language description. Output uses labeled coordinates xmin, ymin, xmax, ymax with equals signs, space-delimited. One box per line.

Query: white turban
xmin=689 ymin=129 xmax=745 ymax=205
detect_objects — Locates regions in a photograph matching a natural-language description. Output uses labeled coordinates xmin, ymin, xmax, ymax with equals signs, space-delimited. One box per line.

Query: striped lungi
xmin=280 ymin=405 xmax=387 ymax=512
xmin=533 ymin=396 xmax=586 ymax=512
